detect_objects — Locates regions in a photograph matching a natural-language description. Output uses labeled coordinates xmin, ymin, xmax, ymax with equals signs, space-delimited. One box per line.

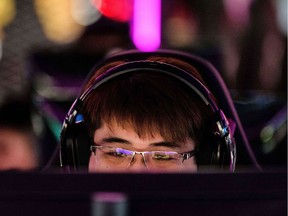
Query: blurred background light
xmin=164 ymin=2 xmax=198 ymax=48
xmin=132 ymin=0 xmax=161 ymax=52
xmin=276 ymin=0 xmax=287 ymax=35
xmin=224 ymin=0 xmax=251 ymax=26
xmin=71 ymin=0 xmax=102 ymax=26
xmin=91 ymin=0 xmax=132 ymax=22
xmin=0 ymin=0 xmax=16 ymax=29
xmin=34 ymin=0 xmax=85 ymax=44
xmin=0 ymin=0 xmax=16 ymax=60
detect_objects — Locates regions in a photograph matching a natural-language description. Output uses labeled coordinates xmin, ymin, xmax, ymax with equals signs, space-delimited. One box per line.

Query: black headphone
xmin=59 ymin=50 xmax=240 ymax=172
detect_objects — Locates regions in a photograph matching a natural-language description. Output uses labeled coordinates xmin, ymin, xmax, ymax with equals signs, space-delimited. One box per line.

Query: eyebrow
xmin=101 ymin=137 xmax=181 ymax=148
xmin=102 ymin=137 xmax=130 ymax=144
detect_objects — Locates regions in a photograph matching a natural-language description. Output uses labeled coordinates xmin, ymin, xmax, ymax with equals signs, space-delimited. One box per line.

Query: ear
xmin=88 ymin=152 xmax=97 ymax=172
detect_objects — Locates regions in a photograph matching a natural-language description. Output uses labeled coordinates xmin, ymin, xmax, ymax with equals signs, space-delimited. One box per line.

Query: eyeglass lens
xmin=92 ymin=146 xmax=184 ymax=169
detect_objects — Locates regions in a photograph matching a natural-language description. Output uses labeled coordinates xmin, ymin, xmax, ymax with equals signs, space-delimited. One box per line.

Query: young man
xmin=60 ymin=50 xmax=239 ymax=173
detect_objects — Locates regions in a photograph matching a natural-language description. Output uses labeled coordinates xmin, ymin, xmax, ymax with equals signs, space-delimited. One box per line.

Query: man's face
xmin=89 ymin=122 xmax=197 ymax=172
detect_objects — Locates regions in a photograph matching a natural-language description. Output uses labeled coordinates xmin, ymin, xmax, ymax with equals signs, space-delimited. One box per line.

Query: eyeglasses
xmin=90 ymin=145 xmax=197 ymax=170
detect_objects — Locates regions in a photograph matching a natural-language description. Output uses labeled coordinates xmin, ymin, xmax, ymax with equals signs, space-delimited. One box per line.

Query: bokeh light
xmin=34 ymin=0 xmax=85 ymax=44
xmin=91 ymin=0 xmax=133 ymax=22
xmin=131 ymin=0 xmax=161 ymax=52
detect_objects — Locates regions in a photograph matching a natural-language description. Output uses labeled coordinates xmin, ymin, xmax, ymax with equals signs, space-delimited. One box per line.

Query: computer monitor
xmin=0 ymin=171 xmax=286 ymax=216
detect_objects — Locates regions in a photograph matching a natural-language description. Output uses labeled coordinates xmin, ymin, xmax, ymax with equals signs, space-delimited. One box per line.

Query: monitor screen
xmin=0 ymin=171 xmax=286 ymax=216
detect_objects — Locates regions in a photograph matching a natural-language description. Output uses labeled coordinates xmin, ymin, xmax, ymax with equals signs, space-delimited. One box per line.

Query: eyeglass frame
xmin=90 ymin=145 xmax=197 ymax=168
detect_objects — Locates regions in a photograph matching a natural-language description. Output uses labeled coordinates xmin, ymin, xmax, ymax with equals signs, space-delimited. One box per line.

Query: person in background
xmin=0 ymin=95 xmax=39 ymax=171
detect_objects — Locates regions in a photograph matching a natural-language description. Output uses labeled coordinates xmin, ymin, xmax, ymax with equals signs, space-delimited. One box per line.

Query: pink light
xmin=224 ymin=0 xmax=252 ymax=26
xmin=131 ymin=0 xmax=161 ymax=52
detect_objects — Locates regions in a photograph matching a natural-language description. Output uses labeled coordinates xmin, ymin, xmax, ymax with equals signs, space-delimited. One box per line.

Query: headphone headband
xmin=80 ymin=60 xmax=218 ymax=111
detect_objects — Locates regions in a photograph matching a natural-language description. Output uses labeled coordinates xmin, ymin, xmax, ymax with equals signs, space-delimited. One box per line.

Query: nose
xmin=127 ymin=153 xmax=148 ymax=172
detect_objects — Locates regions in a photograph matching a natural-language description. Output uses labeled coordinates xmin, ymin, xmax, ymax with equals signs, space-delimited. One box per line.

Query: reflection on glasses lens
xmin=91 ymin=146 xmax=186 ymax=169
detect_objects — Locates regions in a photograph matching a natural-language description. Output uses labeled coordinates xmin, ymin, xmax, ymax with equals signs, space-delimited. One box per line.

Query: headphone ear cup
xmin=210 ymin=141 xmax=228 ymax=168
xmin=197 ymin=138 xmax=228 ymax=170
xmin=210 ymin=143 xmax=220 ymax=167
xmin=210 ymin=109 xmax=236 ymax=171
xmin=76 ymin=122 xmax=91 ymax=168
xmin=60 ymin=120 xmax=91 ymax=171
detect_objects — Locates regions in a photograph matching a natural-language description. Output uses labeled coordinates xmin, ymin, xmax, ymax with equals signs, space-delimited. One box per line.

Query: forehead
xmin=94 ymin=121 xmax=165 ymax=143
xmin=94 ymin=121 xmax=196 ymax=151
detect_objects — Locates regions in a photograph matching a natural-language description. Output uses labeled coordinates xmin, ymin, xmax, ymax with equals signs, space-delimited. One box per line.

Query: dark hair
xmin=81 ymin=57 xmax=215 ymax=148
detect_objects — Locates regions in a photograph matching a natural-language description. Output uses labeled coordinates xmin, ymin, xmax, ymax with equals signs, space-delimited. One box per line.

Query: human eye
xmin=152 ymin=152 xmax=178 ymax=161
xmin=104 ymin=147 xmax=130 ymax=158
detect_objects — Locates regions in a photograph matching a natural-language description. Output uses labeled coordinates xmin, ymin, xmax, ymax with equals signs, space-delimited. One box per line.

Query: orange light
xmin=0 ymin=0 xmax=16 ymax=28
xmin=34 ymin=0 xmax=84 ymax=44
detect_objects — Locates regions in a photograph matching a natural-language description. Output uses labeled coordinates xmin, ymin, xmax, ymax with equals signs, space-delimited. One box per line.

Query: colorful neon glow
xmin=132 ymin=0 xmax=161 ymax=52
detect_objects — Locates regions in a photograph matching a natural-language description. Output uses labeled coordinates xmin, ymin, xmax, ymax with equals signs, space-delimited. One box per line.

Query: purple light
xmin=131 ymin=0 xmax=161 ymax=52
